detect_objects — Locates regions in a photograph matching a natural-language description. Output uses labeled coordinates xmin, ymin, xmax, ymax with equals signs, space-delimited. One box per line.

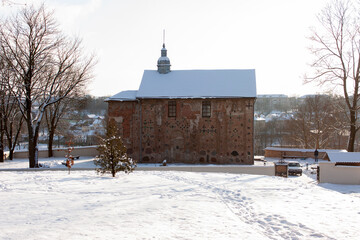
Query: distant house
xmin=106 ymin=44 xmax=257 ymax=164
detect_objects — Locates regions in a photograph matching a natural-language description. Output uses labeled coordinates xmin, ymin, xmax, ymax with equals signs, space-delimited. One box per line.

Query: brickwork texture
xmin=107 ymin=98 xmax=255 ymax=164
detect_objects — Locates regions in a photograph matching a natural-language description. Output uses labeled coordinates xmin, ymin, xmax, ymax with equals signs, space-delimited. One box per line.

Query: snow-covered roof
xmin=265 ymin=147 xmax=347 ymax=153
xmin=257 ymin=94 xmax=288 ymax=98
xmin=255 ymin=116 xmax=266 ymax=121
xmin=105 ymin=90 xmax=138 ymax=102
xmin=136 ymin=69 xmax=256 ymax=99
xmin=327 ymin=152 xmax=360 ymax=163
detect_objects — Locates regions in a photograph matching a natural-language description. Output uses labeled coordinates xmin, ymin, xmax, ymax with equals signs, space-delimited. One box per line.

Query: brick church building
xmin=106 ymin=44 xmax=257 ymax=164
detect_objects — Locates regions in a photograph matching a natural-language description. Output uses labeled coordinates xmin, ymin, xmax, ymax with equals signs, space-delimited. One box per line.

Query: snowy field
xmin=1 ymin=159 xmax=360 ymax=239
xmin=0 ymin=156 xmax=97 ymax=170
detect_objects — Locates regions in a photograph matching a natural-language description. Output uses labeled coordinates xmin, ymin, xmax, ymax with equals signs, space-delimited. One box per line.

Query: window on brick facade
xmin=202 ymin=101 xmax=211 ymax=118
xmin=168 ymin=101 xmax=176 ymax=117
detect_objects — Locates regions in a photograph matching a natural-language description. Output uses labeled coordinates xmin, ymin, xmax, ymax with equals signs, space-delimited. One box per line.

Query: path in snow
xmin=152 ymin=171 xmax=360 ymax=240
xmin=154 ymin=172 xmax=335 ymax=240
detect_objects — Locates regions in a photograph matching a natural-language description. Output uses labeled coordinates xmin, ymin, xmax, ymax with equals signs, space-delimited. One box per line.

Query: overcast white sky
xmin=1 ymin=0 xmax=330 ymax=97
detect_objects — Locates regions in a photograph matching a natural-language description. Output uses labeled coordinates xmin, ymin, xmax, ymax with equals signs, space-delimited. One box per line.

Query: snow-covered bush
xmin=95 ymin=121 xmax=136 ymax=177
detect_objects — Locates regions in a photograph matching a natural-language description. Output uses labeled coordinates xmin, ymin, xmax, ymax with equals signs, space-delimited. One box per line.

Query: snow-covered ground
xmin=0 ymin=157 xmax=96 ymax=169
xmin=1 ymin=158 xmax=360 ymax=239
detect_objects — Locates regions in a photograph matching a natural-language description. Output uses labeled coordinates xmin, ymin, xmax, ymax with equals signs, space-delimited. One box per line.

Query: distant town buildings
xmin=254 ymin=94 xmax=349 ymax=154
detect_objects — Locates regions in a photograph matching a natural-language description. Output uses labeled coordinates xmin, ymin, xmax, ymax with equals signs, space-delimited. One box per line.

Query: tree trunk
xmin=47 ymin=125 xmax=56 ymax=157
xmin=9 ymin=149 xmax=14 ymax=161
xmin=0 ymin=117 xmax=4 ymax=162
xmin=111 ymin=160 xmax=116 ymax=177
xmin=6 ymin=122 xmax=14 ymax=160
xmin=27 ymin=121 xmax=40 ymax=168
xmin=347 ymin=109 xmax=357 ymax=152
xmin=347 ymin=124 xmax=356 ymax=152
xmin=7 ymin=137 xmax=13 ymax=160
xmin=28 ymin=139 xmax=36 ymax=168
xmin=0 ymin=135 xmax=4 ymax=163
xmin=347 ymin=130 xmax=356 ymax=152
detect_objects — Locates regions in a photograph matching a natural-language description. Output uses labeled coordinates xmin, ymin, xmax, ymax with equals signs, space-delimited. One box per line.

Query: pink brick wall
xmin=108 ymin=98 xmax=255 ymax=164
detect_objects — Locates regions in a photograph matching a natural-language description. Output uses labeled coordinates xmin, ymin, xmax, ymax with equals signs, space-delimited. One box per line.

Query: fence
xmin=13 ymin=146 xmax=99 ymax=159
xmin=137 ymin=165 xmax=275 ymax=176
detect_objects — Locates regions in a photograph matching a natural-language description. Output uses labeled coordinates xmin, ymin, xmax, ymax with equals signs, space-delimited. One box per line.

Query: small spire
xmin=157 ymin=30 xmax=171 ymax=74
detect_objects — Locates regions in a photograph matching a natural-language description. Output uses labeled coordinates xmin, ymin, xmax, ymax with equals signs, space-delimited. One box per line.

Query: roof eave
xmin=136 ymin=96 xmax=257 ymax=99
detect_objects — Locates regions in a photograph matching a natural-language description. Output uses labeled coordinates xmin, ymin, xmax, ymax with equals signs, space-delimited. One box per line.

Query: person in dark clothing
xmin=314 ymin=149 xmax=319 ymax=162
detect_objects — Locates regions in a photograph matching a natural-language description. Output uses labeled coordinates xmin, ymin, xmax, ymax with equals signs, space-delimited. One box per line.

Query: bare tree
xmin=286 ymin=105 xmax=311 ymax=149
xmin=0 ymin=4 xmax=95 ymax=167
xmin=306 ymin=0 xmax=360 ymax=151
xmin=0 ymin=54 xmax=25 ymax=160
xmin=4 ymin=111 xmax=24 ymax=160
xmin=286 ymin=95 xmax=345 ymax=149
xmin=1 ymin=93 xmax=24 ymax=160
xmin=44 ymin=96 xmax=75 ymax=157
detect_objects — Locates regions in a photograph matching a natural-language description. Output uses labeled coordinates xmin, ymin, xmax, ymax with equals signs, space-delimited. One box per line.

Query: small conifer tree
xmin=95 ymin=121 xmax=136 ymax=177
